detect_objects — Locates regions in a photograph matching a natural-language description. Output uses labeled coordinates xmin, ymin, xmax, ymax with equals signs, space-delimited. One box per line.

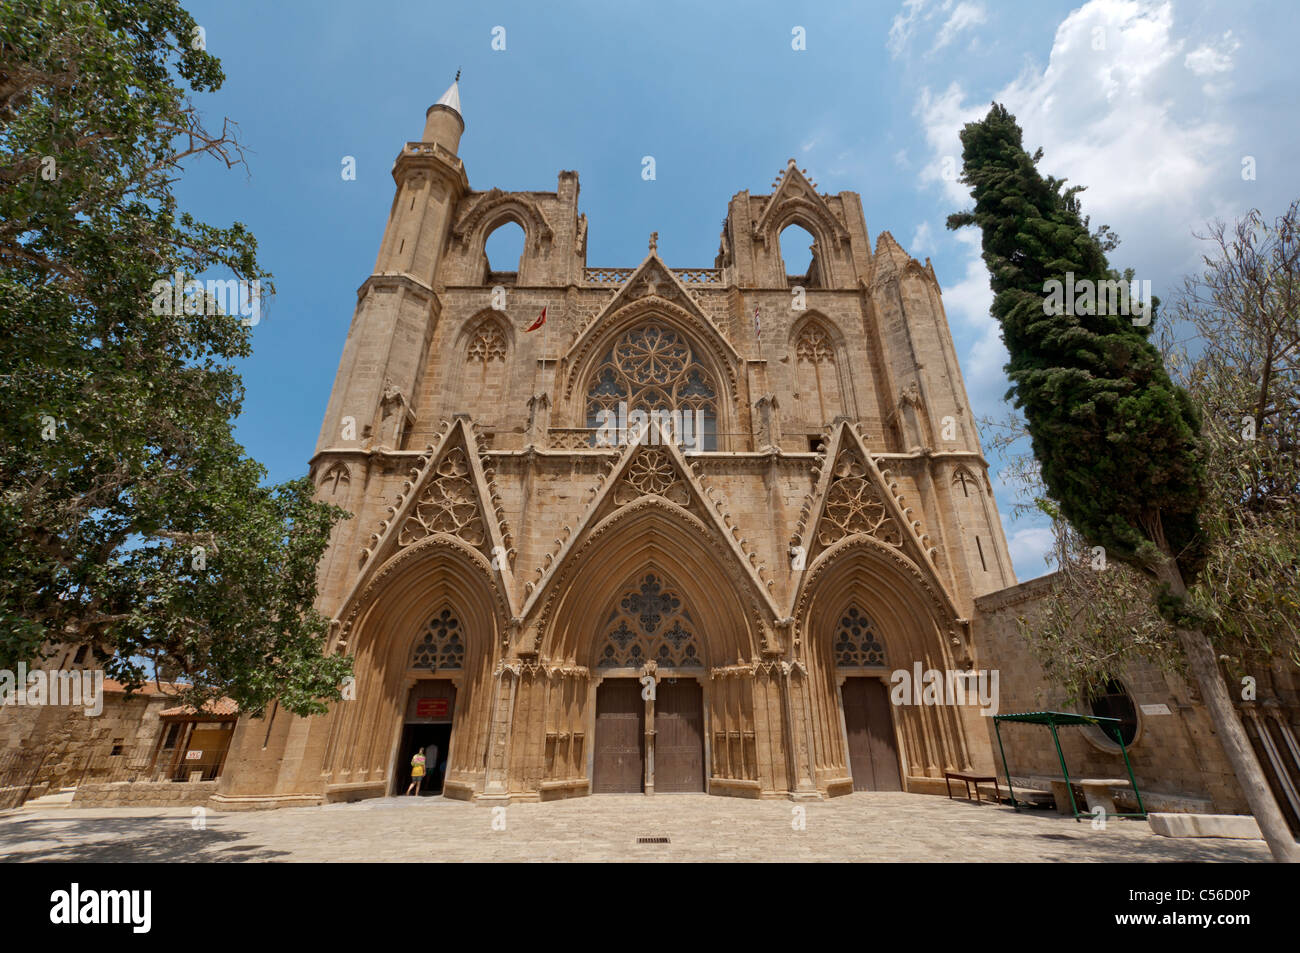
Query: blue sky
xmin=178 ymin=0 xmax=1300 ymax=582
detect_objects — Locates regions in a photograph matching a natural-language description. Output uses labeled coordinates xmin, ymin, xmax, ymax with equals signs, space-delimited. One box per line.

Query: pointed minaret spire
xmin=435 ymin=71 xmax=461 ymax=116
xmin=423 ymin=70 xmax=464 ymax=152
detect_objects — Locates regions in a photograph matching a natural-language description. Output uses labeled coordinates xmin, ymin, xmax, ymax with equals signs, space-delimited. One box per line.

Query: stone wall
xmin=0 ymin=684 xmax=169 ymax=793
xmin=72 ymin=779 xmax=218 ymax=808
xmin=972 ymin=573 xmax=1249 ymax=814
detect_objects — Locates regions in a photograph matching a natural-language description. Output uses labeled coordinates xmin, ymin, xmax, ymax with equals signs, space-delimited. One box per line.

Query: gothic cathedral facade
xmin=214 ymin=80 xmax=1017 ymax=808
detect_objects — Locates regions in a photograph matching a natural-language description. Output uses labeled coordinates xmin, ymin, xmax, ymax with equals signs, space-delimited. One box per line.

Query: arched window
xmin=596 ymin=572 xmax=703 ymax=668
xmin=833 ymin=606 xmax=886 ymax=667
xmin=411 ymin=609 xmax=465 ymax=671
xmin=793 ymin=320 xmax=844 ymax=425
xmin=484 ymin=220 xmax=525 ymax=283
xmin=584 ymin=324 xmax=718 ymax=450
xmin=779 ymin=222 xmax=820 ymax=288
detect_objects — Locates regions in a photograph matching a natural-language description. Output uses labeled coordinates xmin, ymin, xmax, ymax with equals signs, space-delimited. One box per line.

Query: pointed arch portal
xmin=591 ymin=569 xmax=708 ymax=795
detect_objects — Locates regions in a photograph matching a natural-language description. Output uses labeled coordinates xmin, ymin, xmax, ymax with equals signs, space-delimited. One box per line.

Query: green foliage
xmin=0 ymin=0 xmax=350 ymax=716
xmin=947 ymin=104 xmax=1207 ymax=584
xmin=986 ymin=198 xmax=1300 ymax=696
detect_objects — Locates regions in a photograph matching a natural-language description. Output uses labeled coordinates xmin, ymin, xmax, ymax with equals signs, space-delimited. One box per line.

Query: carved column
xmin=481 ymin=659 xmax=521 ymax=801
xmin=780 ymin=661 xmax=821 ymax=799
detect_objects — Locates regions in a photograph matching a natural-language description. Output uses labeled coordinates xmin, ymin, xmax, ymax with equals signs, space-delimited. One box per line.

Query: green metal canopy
xmin=991 ymin=710 xmax=1147 ymax=820
xmin=994 ymin=711 xmax=1120 ymax=727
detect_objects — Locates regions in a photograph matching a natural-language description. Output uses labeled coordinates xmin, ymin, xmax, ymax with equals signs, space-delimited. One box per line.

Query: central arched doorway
xmin=834 ymin=606 xmax=902 ymax=792
xmin=391 ymin=607 xmax=465 ymax=796
xmin=590 ymin=571 xmax=707 ymax=794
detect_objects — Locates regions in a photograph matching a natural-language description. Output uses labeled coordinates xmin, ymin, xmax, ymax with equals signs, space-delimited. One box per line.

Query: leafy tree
xmin=949 ymin=104 xmax=1297 ymax=860
xmin=0 ymin=0 xmax=349 ymax=716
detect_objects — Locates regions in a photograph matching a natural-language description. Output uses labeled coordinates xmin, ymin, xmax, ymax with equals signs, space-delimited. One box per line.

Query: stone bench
xmin=1048 ymin=778 xmax=1132 ymax=815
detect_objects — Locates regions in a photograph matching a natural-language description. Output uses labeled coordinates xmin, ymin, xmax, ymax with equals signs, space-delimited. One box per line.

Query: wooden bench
xmin=944 ymin=771 xmax=1000 ymax=804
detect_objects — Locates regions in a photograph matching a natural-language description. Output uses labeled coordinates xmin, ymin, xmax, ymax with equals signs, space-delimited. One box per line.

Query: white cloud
xmin=910 ymin=221 xmax=934 ymax=254
xmin=888 ymin=0 xmax=930 ymax=58
xmin=1006 ymin=524 xmax=1057 ymax=579
xmin=918 ymin=0 xmax=1242 ymax=294
xmin=1184 ymin=30 xmax=1238 ymax=75
xmin=1184 ymin=29 xmax=1240 ymax=95
xmin=932 ymin=2 xmax=987 ymax=53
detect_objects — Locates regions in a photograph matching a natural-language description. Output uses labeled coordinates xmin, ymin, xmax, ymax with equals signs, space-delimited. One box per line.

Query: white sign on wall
xmin=1139 ymin=703 xmax=1172 ymax=716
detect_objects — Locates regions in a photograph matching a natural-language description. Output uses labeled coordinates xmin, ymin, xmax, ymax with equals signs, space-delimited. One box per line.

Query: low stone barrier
xmin=71 ymin=780 xmax=218 ymax=808
xmin=1148 ymin=813 xmax=1263 ymax=840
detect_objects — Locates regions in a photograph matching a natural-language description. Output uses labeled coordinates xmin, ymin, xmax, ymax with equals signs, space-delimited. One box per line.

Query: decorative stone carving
xmin=467 ymin=323 xmax=507 ymax=363
xmin=398 ymin=447 xmax=486 ymax=549
xmin=595 ymin=572 xmax=703 ymax=668
xmin=411 ymin=609 xmax=465 ymax=670
xmin=319 ymin=460 xmax=350 ymax=496
xmin=833 ymin=607 xmax=886 ymax=667
xmin=795 ymin=324 xmax=834 ymax=364
xmin=816 ymin=449 xmax=902 ymax=548
xmin=615 ymin=447 xmax=690 ymax=505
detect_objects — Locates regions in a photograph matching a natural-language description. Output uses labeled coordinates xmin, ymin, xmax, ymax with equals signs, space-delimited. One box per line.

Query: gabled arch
xmin=320 ymin=535 xmax=506 ymax=791
xmin=530 ymin=498 xmax=771 ymax=666
xmin=753 ymin=162 xmax=849 ymax=255
xmin=795 ymin=535 xmax=977 ymax=781
xmin=796 ymin=533 xmax=962 ymax=669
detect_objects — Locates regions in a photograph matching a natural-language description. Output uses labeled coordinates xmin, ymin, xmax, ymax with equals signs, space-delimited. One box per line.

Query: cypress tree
xmin=949 ymin=103 xmax=1297 ymax=860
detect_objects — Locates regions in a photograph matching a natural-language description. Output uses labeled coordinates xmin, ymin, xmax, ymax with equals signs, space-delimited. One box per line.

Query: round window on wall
xmin=1087 ymin=679 xmax=1139 ymax=747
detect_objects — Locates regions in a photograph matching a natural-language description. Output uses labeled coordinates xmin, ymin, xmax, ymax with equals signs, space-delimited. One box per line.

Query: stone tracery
xmin=817 ymin=449 xmax=903 ymax=548
xmin=833 ymin=606 xmax=886 ymax=667
xmin=614 ymin=447 xmax=690 ymax=505
xmin=795 ymin=323 xmax=834 ymax=364
xmin=398 ymin=447 xmax=486 ymax=549
xmin=585 ymin=324 xmax=717 ymax=450
xmin=467 ymin=322 xmax=507 ymax=363
xmin=596 ymin=572 xmax=703 ymax=668
xmin=411 ymin=608 xmax=466 ymax=670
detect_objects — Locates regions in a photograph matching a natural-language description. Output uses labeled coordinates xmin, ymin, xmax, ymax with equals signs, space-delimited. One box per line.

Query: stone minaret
xmin=309 ymin=77 xmax=471 ymax=616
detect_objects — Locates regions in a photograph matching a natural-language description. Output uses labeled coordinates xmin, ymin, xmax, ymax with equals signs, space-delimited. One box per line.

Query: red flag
xmin=525 ymin=306 xmax=547 ymax=332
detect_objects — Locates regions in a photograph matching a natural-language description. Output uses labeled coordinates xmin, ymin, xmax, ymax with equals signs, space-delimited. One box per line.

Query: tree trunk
xmin=1156 ymin=558 xmax=1298 ymax=862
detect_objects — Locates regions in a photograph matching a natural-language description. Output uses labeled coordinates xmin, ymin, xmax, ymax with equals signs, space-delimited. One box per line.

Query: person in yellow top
xmin=405 ymin=751 xmax=426 ymax=796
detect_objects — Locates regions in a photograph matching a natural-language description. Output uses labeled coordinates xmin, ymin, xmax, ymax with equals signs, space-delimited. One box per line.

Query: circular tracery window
xmin=585 ymin=325 xmax=718 ymax=449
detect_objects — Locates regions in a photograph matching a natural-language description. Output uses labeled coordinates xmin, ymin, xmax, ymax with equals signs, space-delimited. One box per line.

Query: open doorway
xmin=393 ymin=680 xmax=456 ymax=796
xmin=394 ymin=722 xmax=453 ymax=796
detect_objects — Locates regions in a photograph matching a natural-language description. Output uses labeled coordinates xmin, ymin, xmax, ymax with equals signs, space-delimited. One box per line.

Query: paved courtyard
xmin=0 ymin=792 xmax=1272 ymax=862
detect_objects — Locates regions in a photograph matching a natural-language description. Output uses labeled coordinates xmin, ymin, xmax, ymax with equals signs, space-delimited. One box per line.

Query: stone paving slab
xmin=0 ymin=792 xmax=1273 ymax=862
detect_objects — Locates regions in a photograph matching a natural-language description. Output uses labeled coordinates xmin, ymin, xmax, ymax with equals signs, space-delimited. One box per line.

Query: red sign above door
xmin=416 ymin=698 xmax=450 ymax=718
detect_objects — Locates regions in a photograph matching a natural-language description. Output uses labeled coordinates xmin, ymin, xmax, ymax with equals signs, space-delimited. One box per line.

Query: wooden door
xmin=593 ymin=679 xmax=644 ymax=793
xmin=654 ymin=680 xmax=705 ymax=793
xmin=842 ymin=677 xmax=902 ymax=792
